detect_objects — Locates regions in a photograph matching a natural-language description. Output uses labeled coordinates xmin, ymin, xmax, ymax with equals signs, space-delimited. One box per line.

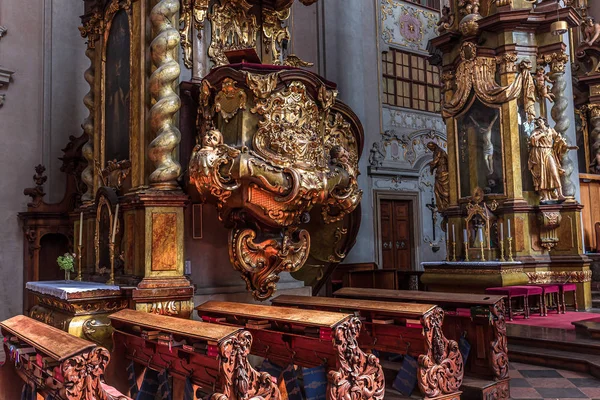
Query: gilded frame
xmin=453 ymin=96 xmax=508 ymax=202
xmin=94 ymin=195 xmax=116 ymax=274
xmin=98 ymin=0 xmax=135 ymax=171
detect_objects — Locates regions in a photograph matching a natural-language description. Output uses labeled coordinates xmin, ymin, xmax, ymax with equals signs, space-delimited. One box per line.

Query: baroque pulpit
xmin=425 ymin=0 xmax=592 ymax=309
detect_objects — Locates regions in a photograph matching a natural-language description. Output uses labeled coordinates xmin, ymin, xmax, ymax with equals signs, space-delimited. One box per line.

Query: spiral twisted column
xmin=541 ymin=52 xmax=576 ymax=198
xmin=81 ymin=46 xmax=96 ymax=202
xmin=589 ymin=105 xmax=600 ymax=173
xmin=148 ymin=0 xmax=182 ymax=190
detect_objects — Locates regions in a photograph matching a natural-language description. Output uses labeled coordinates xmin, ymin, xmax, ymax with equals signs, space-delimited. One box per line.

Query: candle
xmin=507 ymin=219 xmax=512 ymax=238
xmin=500 ymin=222 xmax=504 ymax=242
xmin=479 ymin=227 xmax=484 ymax=243
xmin=452 ymin=225 xmax=456 ymax=242
xmin=463 ymin=229 xmax=468 ymax=243
xmin=112 ymin=204 xmax=119 ymax=243
xmin=446 ymin=223 xmax=449 ymax=238
xmin=78 ymin=212 xmax=83 ymax=247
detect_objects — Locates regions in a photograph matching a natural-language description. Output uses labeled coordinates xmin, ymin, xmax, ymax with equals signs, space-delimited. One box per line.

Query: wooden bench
xmin=271 ymin=295 xmax=464 ymax=400
xmin=333 ymin=287 xmax=509 ymax=399
xmin=0 ymin=314 xmax=129 ymax=400
xmin=196 ymin=300 xmax=386 ymax=400
xmin=108 ymin=309 xmax=280 ymax=400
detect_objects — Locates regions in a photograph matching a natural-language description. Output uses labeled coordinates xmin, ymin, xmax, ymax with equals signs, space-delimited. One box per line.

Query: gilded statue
xmin=527 ymin=117 xmax=569 ymax=203
xmin=469 ymin=114 xmax=498 ymax=175
xmin=427 ymin=142 xmax=449 ymax=212
xmin=534 ymin=67 xmax=555 ymax=103
xmin=437 ymin=6 xmax=455 ymax=33
xmin=582 ymin=17 xmax=600 ymax=46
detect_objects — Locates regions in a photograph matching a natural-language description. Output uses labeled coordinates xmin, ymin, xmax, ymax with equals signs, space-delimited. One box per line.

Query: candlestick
xmin=106 ymin=242 xmax=115 ymax=285
xmin=507 ymin=237 xmax=514 ymax=262
xmin=75 ymin=244 xmax=83 ymax=281
xmin=79 ymin=212 xmax=83 ymax=248
xmin=507 ymin=219 xmax=511 ymax=238
xmin=479 ymin=228 xmax=486 ymax=261
xmin=500 ymin=222 xmax=504 ymax=242
xmin=445 ymin=225 xmax=450 ymax=262
xmin=452 ymin=224 xmax=456 ymax=243
xmin=451 ymin=240 xmax=457 ymax=262
xmin=464 ymin=239 xmax=470 ymax=262
xmin=499 ymin=239 xmax=506 ymax=262
xmin=111 ymin=204 xmax=119 ymax=243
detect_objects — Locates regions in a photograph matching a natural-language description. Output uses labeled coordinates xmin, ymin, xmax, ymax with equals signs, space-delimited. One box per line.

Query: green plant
xmin=57 ymin=253 xmax=75 ymax=280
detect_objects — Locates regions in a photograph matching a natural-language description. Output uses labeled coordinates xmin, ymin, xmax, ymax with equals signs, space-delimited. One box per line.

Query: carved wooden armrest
xmin=418 ymin=307 xmax=464 ymax=399
xmin=328 ymin=317 xmax=385 ymax=400
xmin=211 ymin=330 xmax=281 ymax=400
xmin=489 ymin=301 xmax=509 ymax=381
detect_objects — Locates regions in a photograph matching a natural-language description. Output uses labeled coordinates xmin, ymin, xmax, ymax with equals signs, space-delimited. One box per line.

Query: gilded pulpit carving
xmin=190 ymin=68 xmax=362 ymax=300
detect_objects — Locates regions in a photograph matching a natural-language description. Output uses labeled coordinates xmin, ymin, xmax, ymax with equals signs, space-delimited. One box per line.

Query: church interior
xmin=5 ymin=0 xmax=600 ymax=399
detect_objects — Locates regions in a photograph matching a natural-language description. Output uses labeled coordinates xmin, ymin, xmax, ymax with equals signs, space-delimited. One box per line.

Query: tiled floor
xmin=510 ymin=361 xmax=600 ymax=399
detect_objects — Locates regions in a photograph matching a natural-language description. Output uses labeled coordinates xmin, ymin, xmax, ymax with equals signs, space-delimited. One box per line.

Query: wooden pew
xmin=108 ymin=309 xmax=280 ymax=400
xmin=333 ymin=288 xmax=509 ymax=399
xmin=271 ymin=295 xmax=464 ymax=400
xmin=0 ymin=315 xmax=129 ymax=400
xmin=196 ymin=300 xmax=386 ymax=400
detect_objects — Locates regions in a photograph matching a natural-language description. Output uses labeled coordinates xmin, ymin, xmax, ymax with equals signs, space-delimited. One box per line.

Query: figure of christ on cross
xmin=470 ymin=114 xmax=498 ymax=176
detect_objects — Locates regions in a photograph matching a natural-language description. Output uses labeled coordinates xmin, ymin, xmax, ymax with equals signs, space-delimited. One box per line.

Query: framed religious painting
xmin=456 ymin=99 xmax=505 ymax=199
xmin=101 ymin=0 xmax=132 ymax=166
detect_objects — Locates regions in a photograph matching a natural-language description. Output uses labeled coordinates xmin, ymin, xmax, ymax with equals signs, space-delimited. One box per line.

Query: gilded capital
xmin=537 ymin=51 xmax=569 ymax=74
xmin=496 ymin=52 xmax=518 ymax=75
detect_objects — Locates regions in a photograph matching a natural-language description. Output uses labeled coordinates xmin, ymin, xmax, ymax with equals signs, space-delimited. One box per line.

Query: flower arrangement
xmin=57 ymin=253 xmax=75 ymax=281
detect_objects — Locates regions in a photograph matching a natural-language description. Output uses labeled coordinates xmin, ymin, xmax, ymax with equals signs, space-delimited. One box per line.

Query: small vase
xmin=65 ymin=270 xmax=71 ymax=281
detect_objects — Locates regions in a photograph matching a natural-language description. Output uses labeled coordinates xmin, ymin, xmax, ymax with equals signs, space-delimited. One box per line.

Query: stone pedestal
xmin=26 ymin=281 xmax=128 ymax=349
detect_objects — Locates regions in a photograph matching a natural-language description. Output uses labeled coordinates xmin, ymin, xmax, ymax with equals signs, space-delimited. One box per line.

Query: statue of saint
xmin=369 ymin=142 xmax=385 ymax=167
xmin=527 ymin=117 xmax=568 ymax=203
xmin=427 ymin=142 xmax=450 ymax=212
xmin=582 ymin=17 xmax=600 ymax=47
xmin=469 ymin=114 xmax=498 ymax=175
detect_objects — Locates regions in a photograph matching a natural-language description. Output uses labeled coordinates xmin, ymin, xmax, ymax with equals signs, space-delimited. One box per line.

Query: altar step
xmin=509 ymin=344 xmax=600 ymax=379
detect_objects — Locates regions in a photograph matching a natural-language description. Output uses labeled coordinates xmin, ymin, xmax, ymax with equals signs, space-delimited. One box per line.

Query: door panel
xmin=379 ymin=199 xmax=413 ymax=270
xmin=380 ymin=200 xmax=395 ymax=269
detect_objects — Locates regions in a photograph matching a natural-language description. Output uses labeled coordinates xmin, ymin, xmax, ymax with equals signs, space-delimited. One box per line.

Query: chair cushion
xmin=560 ymin=283 xmax=577 ymax=291
xmin=532 ymin=284 xmax=560 ymax=294
xmin=486 ymin=286 xmax=542 ymax=296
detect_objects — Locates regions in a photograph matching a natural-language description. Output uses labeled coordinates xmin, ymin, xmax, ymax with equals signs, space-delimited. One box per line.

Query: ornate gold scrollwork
xmin=246 ymin=71 xmax=280 ymax=99
xmin=190 ymin=73 xmax=362 ymax=300
xmin=262 ymin=6 xmax=291 ymax=65
xmin=527 ymin=270 xmax=592 ymax=283
xmin=230 ymin=227 xmax=310 ymax=300
xmin=180 ymin=0 xmax=209 ymax=69
xmin=215 ymin=78 xmax=247 ymax=122
xmin=149 ymin=300 xmax=179 ymax=316
xmin=283 ymin=55 xmax=314 ymax=67
xmin=418 ymin=307 xmax=464 ymax=398
xmin=212 ymin=331 xmax=281 ymax=400
xmin=328 ymin=317 xmax=385 ymax=400
xmin=208 ymin=0 xmax=259 ymax=67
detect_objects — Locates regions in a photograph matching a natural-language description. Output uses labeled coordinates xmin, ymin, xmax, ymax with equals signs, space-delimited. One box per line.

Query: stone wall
xmin=0 ymin=0 xmax=87 ymax=320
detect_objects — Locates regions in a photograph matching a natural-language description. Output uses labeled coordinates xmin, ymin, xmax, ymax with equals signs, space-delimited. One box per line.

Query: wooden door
xmin=380 ymin=199 xmax=412 ymax=270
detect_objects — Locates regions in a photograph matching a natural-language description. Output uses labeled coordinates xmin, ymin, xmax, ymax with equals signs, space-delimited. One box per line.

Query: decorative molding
xmin=380 ymin=0 xmax=440 ymax=53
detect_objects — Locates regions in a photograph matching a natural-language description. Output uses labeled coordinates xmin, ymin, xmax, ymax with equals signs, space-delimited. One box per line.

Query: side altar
xmin=425 ymin=0 xmax=592 ymax=308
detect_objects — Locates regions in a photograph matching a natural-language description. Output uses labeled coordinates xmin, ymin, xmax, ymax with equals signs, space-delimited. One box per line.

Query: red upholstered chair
xmin=558 ymin=283 xmax=578 ymax=313
xmin=485 ymin=286 xmax=543 ymax=321
xmin=530 ymin=284 xmax=560 ymax=316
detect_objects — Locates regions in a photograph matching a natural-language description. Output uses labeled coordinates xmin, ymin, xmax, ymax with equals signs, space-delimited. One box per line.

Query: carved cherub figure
xmin=437 ymin=6 xmax=455 ymax=33
xmin=458 ymin=0 xmax=480 ymax=15
xmin=369 ymin=142 xmax=385 ymax=168
xmin=534 ymin=67 xmax=555 ymax=103
xmin=582 ymin=17 xmax=600 ymax=46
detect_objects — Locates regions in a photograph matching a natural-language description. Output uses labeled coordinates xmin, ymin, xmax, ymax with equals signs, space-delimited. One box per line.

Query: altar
xmin=26 ymin=281 xmax=127 ymax=349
